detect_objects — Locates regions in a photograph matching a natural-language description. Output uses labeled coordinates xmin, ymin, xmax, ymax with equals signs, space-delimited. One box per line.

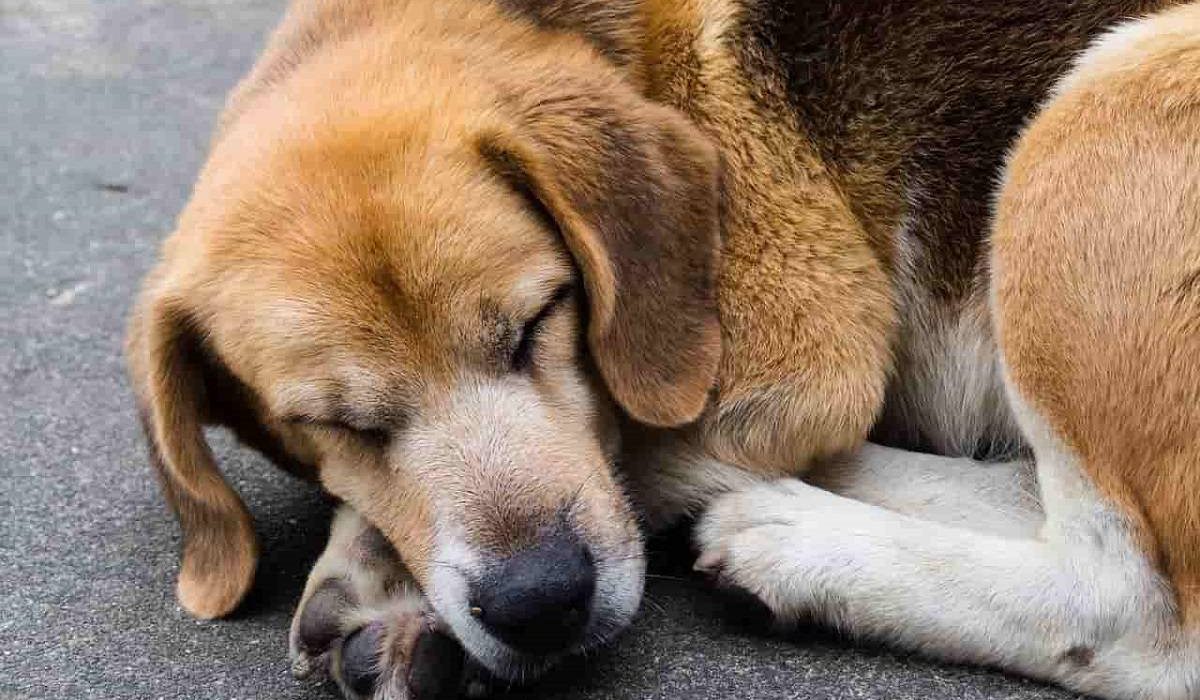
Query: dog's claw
xmin=291 ymin=651 xmax=319 ymax=680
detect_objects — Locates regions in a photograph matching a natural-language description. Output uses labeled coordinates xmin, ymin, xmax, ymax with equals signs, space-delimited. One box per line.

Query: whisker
xmin=562 ymin=462 xmax=605 ymax=520
xmin=423 ymin=560 xmax=471 ymax=577
xmin=601 ymin=553 xmax=653 ymax=563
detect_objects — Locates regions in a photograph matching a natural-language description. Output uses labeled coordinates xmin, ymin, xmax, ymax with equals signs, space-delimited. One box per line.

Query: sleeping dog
xmin=126 ymin=1 xmax=1200 ymax=698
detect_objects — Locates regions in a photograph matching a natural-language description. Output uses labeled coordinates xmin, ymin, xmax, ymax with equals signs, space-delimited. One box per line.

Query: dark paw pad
xmin=407 ymin=629 xmax=465 ymax=699
xmin=340 ymin=622 xmax=385 ymax=696
xmin=296 ymin=578 xmax=354 ymax=659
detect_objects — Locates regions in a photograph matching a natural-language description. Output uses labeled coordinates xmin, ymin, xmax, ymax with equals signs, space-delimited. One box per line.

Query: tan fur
xmin=127 ymin=280 xmax=259 ymax=618
xmin=993 ymin=2 xmax=1200 ymax=623
xmin=636 ymin=0 xmax=896 ymax=474
xmin=127 ymin=0 xmax=716 ymax=617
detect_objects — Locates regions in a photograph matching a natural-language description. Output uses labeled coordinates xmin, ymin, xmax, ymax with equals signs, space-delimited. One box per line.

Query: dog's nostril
xmin=471 ymin=533 xmax=596 ymax=653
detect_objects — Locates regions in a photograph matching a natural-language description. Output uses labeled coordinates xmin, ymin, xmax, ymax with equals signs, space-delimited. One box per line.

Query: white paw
xmin=694 ymin=479 xmax=848 ymax=622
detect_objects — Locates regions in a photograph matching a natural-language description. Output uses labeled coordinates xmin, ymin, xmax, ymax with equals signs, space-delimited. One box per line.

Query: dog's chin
xmin=425 ymin=539 xmax=646 ymax=681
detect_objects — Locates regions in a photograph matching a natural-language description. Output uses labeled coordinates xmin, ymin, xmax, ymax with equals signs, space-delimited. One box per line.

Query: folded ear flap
xmin=479 ymin=88 xmax=723 ymax=427
xmin=126 ymin=278 xmax=258 ymax=619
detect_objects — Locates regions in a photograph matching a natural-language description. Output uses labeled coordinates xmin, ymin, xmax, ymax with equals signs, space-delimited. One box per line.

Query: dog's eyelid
xmin=281 ymin=414 xmax=347 ymax=430
xmin=510 ymin=283 xmax=573 ymax=371
xmin=280 ymin=413 xmax=392 ymax=439
xmin=538 ymin=284 xmax=573 ymax=319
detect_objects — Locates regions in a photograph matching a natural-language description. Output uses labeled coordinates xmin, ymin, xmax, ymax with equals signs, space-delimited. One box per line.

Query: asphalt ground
xmin=1 ymin=2 xmax=1082 ymax=698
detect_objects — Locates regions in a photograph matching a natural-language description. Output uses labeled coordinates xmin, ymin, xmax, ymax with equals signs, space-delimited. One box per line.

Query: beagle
xmin=127 ymin=1 xmax=1200 ymax=698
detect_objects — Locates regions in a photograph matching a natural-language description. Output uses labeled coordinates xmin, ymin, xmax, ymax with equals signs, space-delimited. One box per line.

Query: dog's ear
xmin=479 ymin=83 xmax=722 ymax=427
xmin=126 ymin=271 xmax=258 ymax=619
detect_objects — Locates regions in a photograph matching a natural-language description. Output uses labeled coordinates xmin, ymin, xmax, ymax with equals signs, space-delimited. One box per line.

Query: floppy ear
xmin=126 ymin=274 xmax=258 ymax=619
xmin=479 ymin=85 xmax=723 ymax=427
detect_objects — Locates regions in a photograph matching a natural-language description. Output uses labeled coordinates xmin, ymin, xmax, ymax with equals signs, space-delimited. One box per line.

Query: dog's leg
xmin=695 ymin=430 xmax=1194 ymax=698
xmin=290 ymin=505 xmax=486 ymax=700
xmin=622 ymin=431 xmax=1040 ymax=538
xmin=806 ymin=444 xmax=1042 ymax=538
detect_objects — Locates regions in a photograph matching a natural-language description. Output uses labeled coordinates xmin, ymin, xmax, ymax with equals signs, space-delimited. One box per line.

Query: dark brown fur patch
xmin=736 ymin=0 xmax=1169 ymax=299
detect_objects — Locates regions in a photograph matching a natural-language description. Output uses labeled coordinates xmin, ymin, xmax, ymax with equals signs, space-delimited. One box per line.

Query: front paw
xmin=331 ymin=603 xmax=464 ymax=700
xmin=290 ymin=577 xmax=484 ymax=700
xmin=694 ymin=479 xmax=837 ymax=622
xmin=291 ymin=505 xmax=498 ymax=699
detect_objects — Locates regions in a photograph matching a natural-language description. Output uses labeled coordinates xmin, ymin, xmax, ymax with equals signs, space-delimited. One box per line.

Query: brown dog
xmin=128 ymin=1 xmax=1200 ymax=698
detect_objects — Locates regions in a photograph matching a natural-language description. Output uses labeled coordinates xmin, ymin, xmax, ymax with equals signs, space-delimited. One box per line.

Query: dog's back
xmin=740 ymin=0 xmax=1167 ymax=288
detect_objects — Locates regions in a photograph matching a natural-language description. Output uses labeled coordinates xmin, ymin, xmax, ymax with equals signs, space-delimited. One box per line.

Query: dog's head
xmin=126 ymin=15 xmax=720 ymax=678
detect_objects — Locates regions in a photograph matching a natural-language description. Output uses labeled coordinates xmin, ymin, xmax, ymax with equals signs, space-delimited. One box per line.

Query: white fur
xmin=805 ymin=443 xmax=1041 ymax=538
xmin=622 ymin=442 xmax=765 ymax=530
xmin=696 ymin=411 xmax=1198 ymax=698
xmin=876 ymin=195 xmax=1020 ymax=459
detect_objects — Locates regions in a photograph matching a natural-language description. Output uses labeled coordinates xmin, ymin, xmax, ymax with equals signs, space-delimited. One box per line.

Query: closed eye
xmin=282 ymin=415 xmax=390 ymax=446
xmin=511 ymin=284 xmax=572 ymax=371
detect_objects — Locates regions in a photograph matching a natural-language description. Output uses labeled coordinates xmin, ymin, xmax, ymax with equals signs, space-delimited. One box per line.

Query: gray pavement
xmin=0 ymin=2 xmax=1083 ymax=699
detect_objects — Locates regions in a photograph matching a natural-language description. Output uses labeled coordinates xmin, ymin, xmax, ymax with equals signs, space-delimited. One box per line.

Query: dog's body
xmin=128 ymin=1 xmax=1200 ymax=698
xmin=606 ymin=0 xmax=1172 ymax=523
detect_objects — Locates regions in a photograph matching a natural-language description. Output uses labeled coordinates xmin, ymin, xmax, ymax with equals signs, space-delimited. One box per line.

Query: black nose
xmin=471 ymin=532 xmax=595 ymax=653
